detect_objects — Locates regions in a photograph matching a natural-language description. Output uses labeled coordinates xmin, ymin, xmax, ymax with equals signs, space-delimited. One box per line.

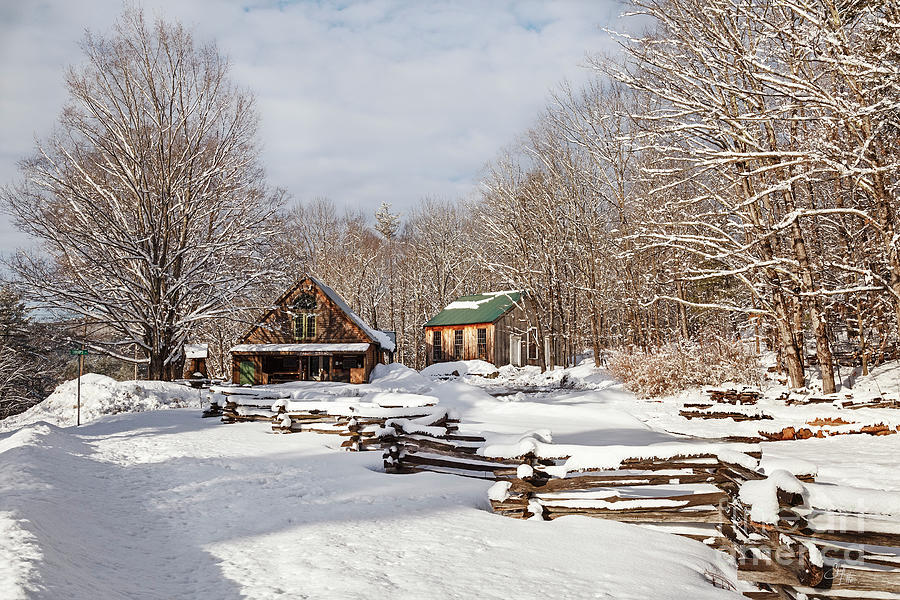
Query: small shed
xmin=424 ymin=291 xmax=554 ymax=367
xmin=183 ymin=343 xmax=209 ymax=379
xmin=230 ymin=276 xmax=395 ymax=385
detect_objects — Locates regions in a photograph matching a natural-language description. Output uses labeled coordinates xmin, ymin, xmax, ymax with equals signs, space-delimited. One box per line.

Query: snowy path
xmin=0 ymin=409 xmax=742 ymax=600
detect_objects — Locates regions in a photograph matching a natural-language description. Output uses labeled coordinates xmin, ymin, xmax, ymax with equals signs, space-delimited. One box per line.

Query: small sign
xmin=70 ymin=349 xmax=89 ymax=356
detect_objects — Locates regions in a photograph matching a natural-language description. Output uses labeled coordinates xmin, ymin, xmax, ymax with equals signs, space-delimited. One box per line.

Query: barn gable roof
xmin=424 ymin=291 xmax=523 ymax=327
xmin=309 ymin=277 xmax=395 ymax=351
xmin=241 ymin=276 xmax=395 ymax=352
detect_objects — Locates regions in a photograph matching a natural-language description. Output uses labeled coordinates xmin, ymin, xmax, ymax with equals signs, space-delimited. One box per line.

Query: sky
xmin=0 ymin=0 xmax=632 ymax=257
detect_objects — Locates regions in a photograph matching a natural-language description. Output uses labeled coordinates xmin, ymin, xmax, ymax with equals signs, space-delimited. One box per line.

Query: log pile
xmin=707 ymin=388 xmax=760 ymax=405
xmin=680 ymin=409 xmax=773 ymax=421
xmin=759 ymin=423 xmax=900 ymax=441
xmin=729 ymin=476 xmax=900 ymax=597
xmin=784 ymin=393 xmax=900 ymax=409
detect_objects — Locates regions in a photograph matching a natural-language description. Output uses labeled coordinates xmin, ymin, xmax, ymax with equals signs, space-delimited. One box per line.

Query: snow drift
xmin=0 ymin=374 xmax=196 ymax=431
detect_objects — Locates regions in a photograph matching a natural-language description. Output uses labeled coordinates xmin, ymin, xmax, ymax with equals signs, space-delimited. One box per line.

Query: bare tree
xmin=3 ymin=9 xmax=281 ymax=380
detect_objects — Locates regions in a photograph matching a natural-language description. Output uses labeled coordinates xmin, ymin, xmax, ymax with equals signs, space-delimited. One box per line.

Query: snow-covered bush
xmin=607 ymin=340 xmax=760 ymax=398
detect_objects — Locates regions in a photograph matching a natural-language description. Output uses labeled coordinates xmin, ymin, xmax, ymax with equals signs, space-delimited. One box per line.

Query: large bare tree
xmin=4 ymin=9 xmax=280 ymax=380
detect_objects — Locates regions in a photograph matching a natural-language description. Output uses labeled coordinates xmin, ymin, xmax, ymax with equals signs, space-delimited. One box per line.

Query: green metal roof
xmin=424 ymin=291 xmax=523 ymax=327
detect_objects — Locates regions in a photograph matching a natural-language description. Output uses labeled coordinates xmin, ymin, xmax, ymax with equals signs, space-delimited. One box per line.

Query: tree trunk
xmin=675 ymin=279 xmax=689 ymax=340
xmin=773 ymin=292 xmax=805 ymax=388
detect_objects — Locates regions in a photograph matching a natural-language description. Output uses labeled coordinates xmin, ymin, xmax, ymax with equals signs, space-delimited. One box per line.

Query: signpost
xmin=70 ymin=348 xmax=88 ymax=426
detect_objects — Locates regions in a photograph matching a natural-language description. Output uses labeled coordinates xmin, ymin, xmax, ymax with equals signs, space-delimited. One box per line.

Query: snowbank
xmin=420 ymin=360 xmax=499 ymax=378
xmin=0 ymin=374 xmax=196 ymax=431
xmin=368 ymin=363 xmax=431 ymax=392
xmin=490 ymin=359 xmax=621 ymax=390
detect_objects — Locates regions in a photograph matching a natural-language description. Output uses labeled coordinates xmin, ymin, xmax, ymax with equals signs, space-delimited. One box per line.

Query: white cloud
xmin=0 ymin=0 xmax=632 ymax=256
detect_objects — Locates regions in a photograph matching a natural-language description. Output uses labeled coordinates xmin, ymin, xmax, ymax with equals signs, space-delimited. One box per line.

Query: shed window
xmin=477 ymin=328 xmax=487 ymax=357
xmin=433 ymin=331 xmax=442 ymax=361
xmin=454 ymin=329 xmax=463 ymax=358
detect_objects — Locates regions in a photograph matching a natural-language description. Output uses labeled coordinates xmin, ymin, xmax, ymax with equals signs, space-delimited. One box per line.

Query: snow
xmin=0 ymin=374 xmax=197 ymax=431
xmin=739 ymin=470 xmax=900 ymax=525
xmin=360 ymin=391 xmax=438 ymax=408
xmin=230 ymin=343 xmax=372 ymax=353
xmin=184 ymin=343 xmax=208 ymax=359
xmin=444 ymin=299 xmax=490 ymax=310
xmin=4 ymin=355 xmax=900 ymax=598
xmin=367 ymin=363 xmax=431 ymax=393
xmin=738 ymin=470 xmax=806 ymax=524
xmin=420 ymin=359 xmax=499 ymax=378
xmin=0 ymin=412 xmax=742 ymax=600
xmin=0 ymin=511 xmax=41 ymax=600
xmin=487 ymin=480 xmax=511 ymax=501
xmin=442 ymin=291 xmax=520 ymax=310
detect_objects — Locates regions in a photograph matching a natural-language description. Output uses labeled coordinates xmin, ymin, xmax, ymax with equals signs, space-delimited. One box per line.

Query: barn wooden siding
xmin=244 ymin=281 xmax=371 ymax=346
xmin=231 ymin=278 xmax=384 ymax=384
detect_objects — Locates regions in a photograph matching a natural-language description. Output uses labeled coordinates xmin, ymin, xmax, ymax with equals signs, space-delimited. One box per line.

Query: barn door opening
xmin=239 ymin=360 xmax=256 ymax=385
xmin=510 ymin=335 xmax=522 ymax=367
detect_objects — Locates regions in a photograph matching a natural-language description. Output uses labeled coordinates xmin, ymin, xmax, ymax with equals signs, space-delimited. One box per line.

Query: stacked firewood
xmin=680 ymin=409 xmax=773 ymax=421
xmin=759 ymin=423 xmax=900 ymax=441
xmin=708 ymin=388 xmax=761 ymax=405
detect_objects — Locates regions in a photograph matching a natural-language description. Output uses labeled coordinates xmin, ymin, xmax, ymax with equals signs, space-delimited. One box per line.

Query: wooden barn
xmin=230 ymin=277 xmax=395 ymax=385
xmin=424 ymin=291 xmax=560 ymax=368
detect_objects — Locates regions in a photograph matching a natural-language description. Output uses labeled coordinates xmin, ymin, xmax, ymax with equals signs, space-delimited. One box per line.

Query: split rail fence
xmin=380 ymin=418 xmax=900 ymax=598
xmin=211 ymin=387 xmax=900 ymax=598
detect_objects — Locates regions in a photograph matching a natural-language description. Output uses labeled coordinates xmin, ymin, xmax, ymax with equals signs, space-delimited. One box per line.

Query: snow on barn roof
xmin=424 ymin=291 xmax=523 ymax=327
xmin=231 ymin=343 xmax=371 ymax=353
xmin=184 ymin=344 xmax=208 ymax=359
xmin=309 ymin=277 xmax=396 ymax=352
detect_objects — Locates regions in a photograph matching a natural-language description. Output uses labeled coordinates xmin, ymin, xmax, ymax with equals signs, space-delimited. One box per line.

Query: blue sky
xmin=0 ymin=1 xmax=629 ymax=256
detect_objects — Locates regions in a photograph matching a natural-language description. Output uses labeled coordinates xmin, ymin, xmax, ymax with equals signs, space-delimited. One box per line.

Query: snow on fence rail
xmin=377 ymin=421 xmax=521 ymax=478
xmin=730 ymin=472 xmax=900 ymax=597
xmin=211 ymin=387 xmax=452 ymax=452
xmin=272 ymin=400 xmax=454 ymax=452
xmin=483 ymin=439 xmax=767 ymax=533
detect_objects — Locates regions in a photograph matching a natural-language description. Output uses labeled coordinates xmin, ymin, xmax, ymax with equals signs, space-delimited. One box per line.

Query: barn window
xmin=294 ymin=293 xmax=317 ymax=310
xmin=454 ymin=329 xmax=463 ymax=358
xmin=433 ymin=331 xmax=442 ymax=361
xmin=477 ymin=328 xmax=487 ymax=357
xmin=292 ymin=293 xmax=317 ymax=340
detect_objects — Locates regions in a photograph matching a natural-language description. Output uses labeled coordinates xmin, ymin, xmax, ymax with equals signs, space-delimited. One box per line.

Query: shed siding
xmin=424 ymin=294 xmax=565 ymax=369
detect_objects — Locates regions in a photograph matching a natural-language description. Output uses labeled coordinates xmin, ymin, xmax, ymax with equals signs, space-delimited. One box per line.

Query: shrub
xmin=607 ymin=339 xmax=761 ymax=398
